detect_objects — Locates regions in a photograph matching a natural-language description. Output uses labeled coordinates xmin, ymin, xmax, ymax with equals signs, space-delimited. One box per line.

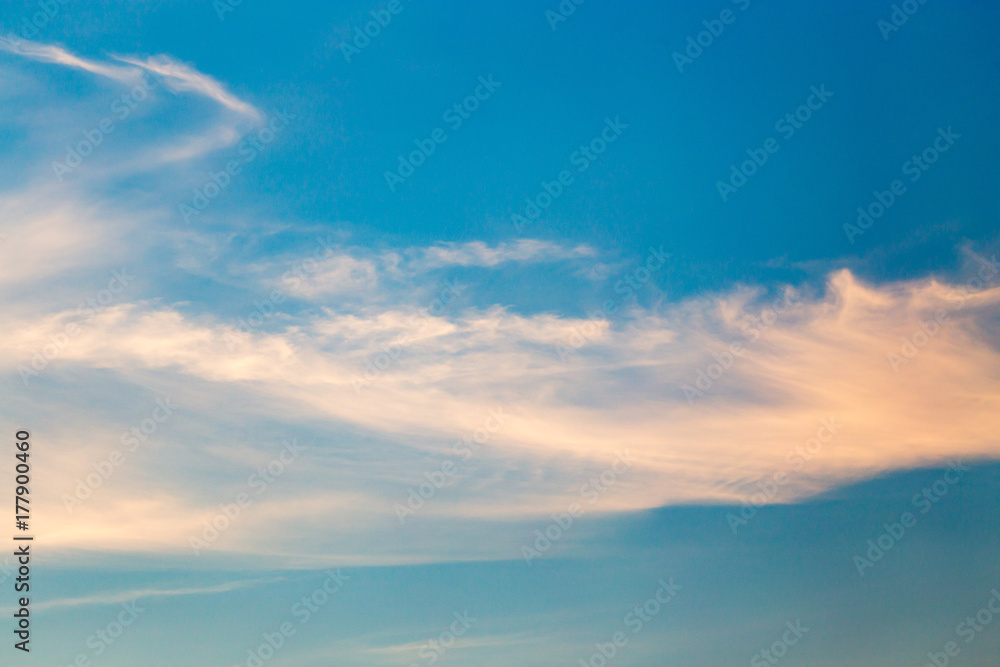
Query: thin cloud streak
xmin=0 ymin=577 xmax=281 ymax=613
xmin=0 ymin=35 xmax=141 ymax=83
xmin=114 ymin=54 xmax=262 ymax=121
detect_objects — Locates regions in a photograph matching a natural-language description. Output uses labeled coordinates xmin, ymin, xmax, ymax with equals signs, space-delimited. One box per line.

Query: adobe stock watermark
xmin=393 ymin=408 xmax=507 ymax=523
xmin=556 ymin=245 xmax=669 ymax=361
xmin=384 ymin=75 xmax=501 ymax=191
xmin=852 ymin=461 xmax=969 ymax=576
xmin=179 ymin=108 xmax=295 ymax=223
xmin=55 ymin=600 xmax=145 ymax=667
xmin=339 ymin=0 xmax=412 ymax=62
xmin=545 ymin=0 xmax=586 ymax=31
xmin=214 ymin=0 xmax=244 ymax=21
xmin=61 ymin=397 xmax=178 ymax=513
xmin=14 ymin=0 xmax=70 ymax=40
xmin=843 ymin=126 xmax=960 ymax=243
xmin=887 ymin=254 xmax=998 ymax=370
xmin=190 ymin=439 xmax=306 ymax=554
xmin=716 ymin=85 xmax=833 ymax=202
xmin=18 ymin=269 xmax=134 ymax=385
xmin=405 ymin=612 xmax=477 ymax=667
xmin=750 ymin=621 xmax=809 ymax=667
xmin=921 ymin=586 xmax=1000 ymax=667
xmin=726 ymin=417 xmax=842 ymax=534
xmin=233 ymin=569 xmax=350 ymax=667
xmin=223 ymin=235 xmax=341 ymax=351
xmin=672 ymin=0 xmax=751 ymax=73
xmin=351 ymin=279 xmax=464 ymax=393
xmin=52 ymin=71 xmax=162 ymax=181
xmin=577 ymin=578 xmax=682 ymax=667
xmin=522 ymin=450 xmax=634 ymax=565
xmin=512 ymin=117 xmax=628 ymax=233
xmin=877 ymin=0 xmax=930 ymax=41
xmin=681 ymin=288 xmax=797 ymax=403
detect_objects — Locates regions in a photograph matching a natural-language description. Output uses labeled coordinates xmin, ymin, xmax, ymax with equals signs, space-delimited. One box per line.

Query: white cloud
xmin=402 ymin=239 xmax=596 ymax=271
xmin=287 ymin=254 xmax=379 ymax=298
xmin=1 ymin=38 xmax=262 ymax=169
xmin=114 ymin=54 xmax=262 ymax=122
xmin=0 ymin=35 xmax=141 ymax=84
xmin=0 ymin=577 xmax=281 ymax=613
xmin=3 ymin=266 xmax=999 ymax=563
xmin=3 ymin=38 xmax=998 ymax=567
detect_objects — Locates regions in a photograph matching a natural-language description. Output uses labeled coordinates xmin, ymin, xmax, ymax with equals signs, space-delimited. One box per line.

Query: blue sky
xmin=1 ymin=0 xmax=999 ymax=665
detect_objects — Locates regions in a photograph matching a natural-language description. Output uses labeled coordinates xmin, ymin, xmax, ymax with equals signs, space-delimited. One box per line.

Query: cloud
xmin=0 ymin=35 xmax=141 ymax=84
xmin=114 ymin=54 xmax=262 ymax=122
xmin=0 ymin=37 xmax=260 ymax=121
xmin=4 ymin=262 xmax=1000 ymax=563
xmin=400 ymin=240 xmax=596 ymax=272
xmin=286 ymin=254 xmax=379 ymax=298
xmin=0 ymin=38 xmax=262 ymax=170
xmin=141 ymin=123 xmax=244 ymax=166
xmin=243 ymin=239 xmax=595 ymax=299
xmin=3 ymin=37 xmax=998 ymax=567
xmin=0 ymin=186 xmax=136 ymax=295
xmin=0 ymin=577 xmax=281 ymax=613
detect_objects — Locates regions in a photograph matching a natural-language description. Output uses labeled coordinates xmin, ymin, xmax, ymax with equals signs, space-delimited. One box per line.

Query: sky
xmin=0 ymin=0 xmax=999 ymax=665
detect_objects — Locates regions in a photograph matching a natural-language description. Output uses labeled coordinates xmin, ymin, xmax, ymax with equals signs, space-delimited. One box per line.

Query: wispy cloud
xmin=3 ymin=36 xmax=998 ymax=568
xmin=114 ymin=54 xmax=262 ymax=121
xmin=0 ymin=38 xmax=262 ymax=170
xmin=400 ymin=239 xmax=596 ymax=271
xmin=4 ymin=264 xmax=999 ymax=562
xmin=245 ymin=239 xmax=596 ymax=298
xmin=0 ymin=577 xmax=281 ymax=613
xmin=0 ymin=35 xmax=141 ymax=83
xmin=0 ymin=37 xmax=260 ymax=120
